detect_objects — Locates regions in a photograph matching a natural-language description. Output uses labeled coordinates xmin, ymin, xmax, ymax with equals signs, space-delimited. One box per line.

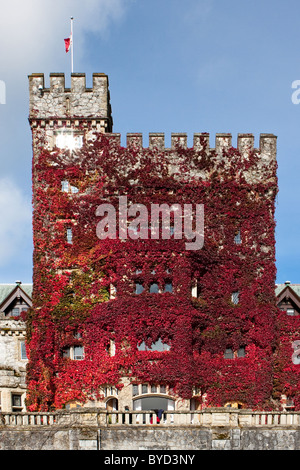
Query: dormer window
xmin=287 ymin=308 xmax=296 ymax=316
xmin=5 ymin=302 xmax=29 ymax=317
xmin=56 ymin=131 xmax=83 ymax=150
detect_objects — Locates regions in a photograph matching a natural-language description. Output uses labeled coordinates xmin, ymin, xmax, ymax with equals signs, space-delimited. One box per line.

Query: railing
xmin=104 ymin=410 xmax=300 ymax=427
xmin=1 ymin=409 xmax=300 ymax=428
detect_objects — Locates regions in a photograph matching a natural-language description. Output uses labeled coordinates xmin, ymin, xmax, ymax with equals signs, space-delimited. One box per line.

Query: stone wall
xmin=0 ymin=318 xmax=27 ymax=412
xmin=0 ymin=425 xmax=299 ymax=451
xmin=28 ymin=73 xmax=112 ymax=122
xmin=0 ymin=409 xmax=299 ymax=450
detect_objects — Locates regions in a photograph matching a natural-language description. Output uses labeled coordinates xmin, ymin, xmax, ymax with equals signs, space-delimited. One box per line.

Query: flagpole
xmin=71 ymin=17 xmax=74 ymax=73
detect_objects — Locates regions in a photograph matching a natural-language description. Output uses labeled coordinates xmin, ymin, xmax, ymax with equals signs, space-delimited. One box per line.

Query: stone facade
xmin=0 ymin=320 xmax=27 ymax=412
xmin=0 ymin=283 xmax=32 ymax=412
xmin=27 ymin=72 xmax=279 ymax=412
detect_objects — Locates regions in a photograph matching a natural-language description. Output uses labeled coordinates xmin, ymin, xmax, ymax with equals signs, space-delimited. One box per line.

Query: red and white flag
xmin=64 ymin=34 xmax=72 ymax=53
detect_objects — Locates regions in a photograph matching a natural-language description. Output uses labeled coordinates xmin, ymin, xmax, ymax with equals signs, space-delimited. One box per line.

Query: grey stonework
xmin=28 ymin=73 xmax=112 ymax=123
xmin=1 ymin=425 xmax=300 ymax=450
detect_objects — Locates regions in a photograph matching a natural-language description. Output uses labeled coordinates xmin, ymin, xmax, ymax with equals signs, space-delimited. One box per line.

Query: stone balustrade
xmin=1 ymin=408 xmax=300 ymax=428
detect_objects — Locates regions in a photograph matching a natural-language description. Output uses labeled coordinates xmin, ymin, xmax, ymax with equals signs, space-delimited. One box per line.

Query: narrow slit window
xmin=21 ymin=341 xmax=27 ymax=360
xmin=231 ymin=291 xmax=239 ymax=305
xmin=234 ymin=230 xmax=242 ymax=245
xmin=66 ymin=228 xmax=73 ymax=244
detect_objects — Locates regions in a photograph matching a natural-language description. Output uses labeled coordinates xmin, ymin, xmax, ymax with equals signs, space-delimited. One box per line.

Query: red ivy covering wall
xmin=26 ymin=131 xmax=279 ymax=411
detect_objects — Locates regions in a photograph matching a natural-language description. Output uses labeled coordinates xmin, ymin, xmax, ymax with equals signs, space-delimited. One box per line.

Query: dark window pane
xmin=164 ymin=282 xmax=173 ymax=293
xmin=224 ymin=348 xmax=234 ymax=359
xmin=135 ymin=283 xmax=144 ymax=294
xmin=149 ymin=283 xmax=159 ymax=293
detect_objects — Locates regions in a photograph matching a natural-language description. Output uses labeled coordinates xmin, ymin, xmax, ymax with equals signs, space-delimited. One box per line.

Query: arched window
xmin=149 ymin=283 xmax=159 ymax=293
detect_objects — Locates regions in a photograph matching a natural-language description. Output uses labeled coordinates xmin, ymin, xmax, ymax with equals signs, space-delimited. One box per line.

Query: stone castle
xmin=1 ymin=72 xmax=300 ymax=450
xmin=26 ymin=72 xmax=279 ymax=413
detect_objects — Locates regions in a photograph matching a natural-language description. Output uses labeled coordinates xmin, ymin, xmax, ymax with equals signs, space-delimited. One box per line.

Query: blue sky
xmin=0 ymin=0 xmax=299 ymax=284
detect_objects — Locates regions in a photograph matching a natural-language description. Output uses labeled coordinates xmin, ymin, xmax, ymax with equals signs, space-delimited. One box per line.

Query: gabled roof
xmin=275 ymin=282 xmax=300 ymax=309
xmin=0 ymin=282 xmax=32 ymax=312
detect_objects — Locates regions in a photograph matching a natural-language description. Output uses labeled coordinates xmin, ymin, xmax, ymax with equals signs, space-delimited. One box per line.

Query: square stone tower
xmin=27 ymin=73 xmax=278 ymax=412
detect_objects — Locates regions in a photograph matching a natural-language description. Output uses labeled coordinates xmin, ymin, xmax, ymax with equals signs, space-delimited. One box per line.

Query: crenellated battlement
xmin=28 ymin=73 xmax=277 ymax=184
xmin=28 ymin=73 xmax=113 ymax=131
xmin=108 ymin=132 xmax=276 ymax=157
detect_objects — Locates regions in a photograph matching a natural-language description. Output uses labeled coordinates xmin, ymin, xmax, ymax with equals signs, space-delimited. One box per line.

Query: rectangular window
xmin=66 ymin=228 xmax=73 ymax=244
xmin=231 ymin=291 xmax=239 ymax=305
xmin=287 ymin=308 xmax=296 ymax=316
xmin=237 ymin=347 xmax=245 ymax=358
xmin=151 ymin=385 xmax=157 ymax=393
xmin=142 ymin=384 xmax=148 ymax=394
xmin=61 ymin=180 xmax=69 ymax=192
xmin=21 ymin=341 xmax=27 ymax=360
xmin=234 ymin=230 xmax=242 ymax=244
xmin=132 ymin=385 xmax=139 ymax=396
xmin=12 ymin=394 xmax=22 ymax=411
xmin=11 ymin=308 xmax=20 ymax=316
xmin=74 ymin=346 xmax=84 ymax=360
xmin=224 ymin=348 xmax=234 ymax=359
xmin=62 ymin=347 xmax=71 ymax=358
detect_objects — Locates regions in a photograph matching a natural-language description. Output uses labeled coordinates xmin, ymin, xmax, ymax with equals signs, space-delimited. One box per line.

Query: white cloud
xmin=0 ymin=0 xmax=130 ymax=74
xmin=0 ymin=0 xmax=131 ymax=275
xmin=0 ymin=178 xmax=32 ymax=267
